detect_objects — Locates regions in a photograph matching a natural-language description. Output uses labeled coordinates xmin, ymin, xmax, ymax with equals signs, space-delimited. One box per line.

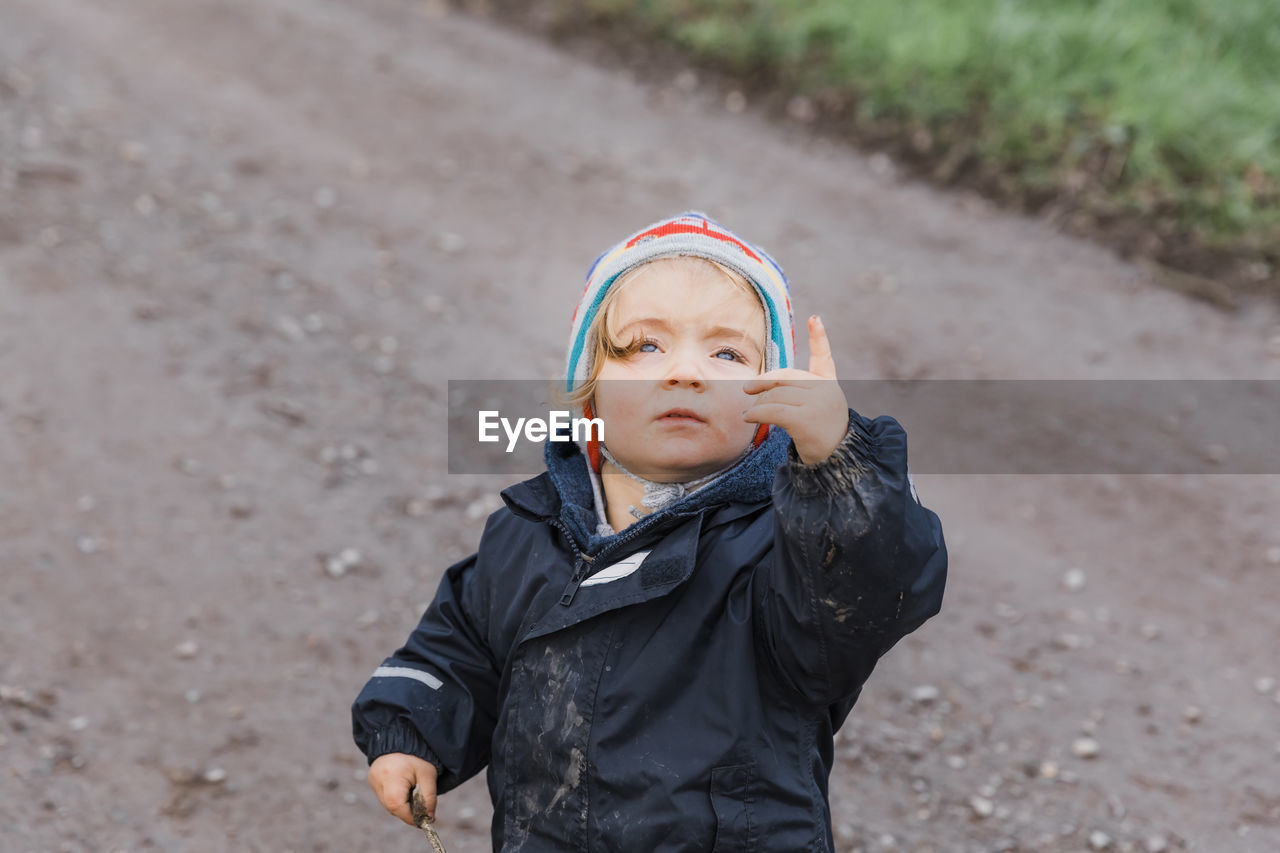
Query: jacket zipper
xmin=547 ymin=517 xmax=594 ymax=606
xmin=548 ymin=515 xmax=662 ymax=608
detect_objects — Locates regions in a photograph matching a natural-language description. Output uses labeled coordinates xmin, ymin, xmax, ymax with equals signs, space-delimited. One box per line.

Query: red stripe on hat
xmin=624 ymin=221 xmax=763 ymax=264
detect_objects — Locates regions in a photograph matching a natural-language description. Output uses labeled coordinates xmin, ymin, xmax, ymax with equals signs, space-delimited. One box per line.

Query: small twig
xmin=411 ymin=786 xmax=448 ymax=853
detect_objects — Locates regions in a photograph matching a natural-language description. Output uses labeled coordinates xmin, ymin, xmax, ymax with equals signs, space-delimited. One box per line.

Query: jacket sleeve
xmin=756 ymin=407 xmax=947 ymax=707
xmin=351 ymin=550 xmax=500 ymax=794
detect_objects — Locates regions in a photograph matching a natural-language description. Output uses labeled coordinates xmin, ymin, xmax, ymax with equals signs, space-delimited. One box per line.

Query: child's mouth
xmin=658 ymin=409 xmax=705 ymax=422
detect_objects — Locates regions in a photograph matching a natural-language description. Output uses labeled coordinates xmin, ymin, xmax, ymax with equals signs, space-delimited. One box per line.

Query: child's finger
xmin=807 ymin=315 xmax=838 ymax=380
xmin=741 ymin=402 xmax=802 ymax=427
xmin=742 ymin=385 xmax=808 ymax=412
xmin=411 ymin=784 xmax=438 ymax=827
xmin=742 ymin=369 xmax=818 ymax=395
xmin=372 ymin=774 xmax=415 ymax=826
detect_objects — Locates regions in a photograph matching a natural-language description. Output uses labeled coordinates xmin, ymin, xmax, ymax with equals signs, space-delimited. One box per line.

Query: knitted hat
xmin=563 ymin=211 xmax=795 ymax=473
xmin=566 ymin=211 xmax=794 ymax=389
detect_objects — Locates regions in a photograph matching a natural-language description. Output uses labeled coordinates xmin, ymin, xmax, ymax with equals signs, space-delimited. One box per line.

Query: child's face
xmin=592 ymin=258 xmax=765 ymax=482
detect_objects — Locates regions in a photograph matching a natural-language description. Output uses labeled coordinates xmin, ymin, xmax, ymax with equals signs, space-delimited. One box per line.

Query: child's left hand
xmin=743 ymin=315 xmax=849 ymax=465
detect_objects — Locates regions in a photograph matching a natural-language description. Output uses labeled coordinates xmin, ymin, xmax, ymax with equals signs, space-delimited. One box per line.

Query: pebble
xmin=1072 ymin=737 xmax=1101 ymax=759
xmin=674 ymin=70 xmax=698 ymax=92
xmin=1266 ymin=546 xmax=1280 ymax=565
xmin=197 ymin=192 xmax=221 ymax=214
xmin=1038 ymin=761 xmax=1059 ymax=780
xmin=1056 ymin=633 xmax=1087 ymax=650
xmin=325 ymin=556 xmax=348 ymax=578
xmin=436 ymin=232 xmax=466 ymax=254
xmin=1254 ymin=676 xmax=1275 ymax=694
xmin=76 ymin=536 xmax=98 ymax=554
xmin=313 ymin=186 xmax=336 ymax=208
xmin=969 ymin=795 xmax=994 ymax=818
xmin=725 ymin=91 xmax=747 ymax=113
xmin=423 ymin=294 xmax=444 ymax=314
xmin=119 ymin=141 xmax=149 ymax=163
xmin=1088 ymin=830 xmax=1112 ymax=850
xmin=21 ymin=125 xmax=42 ymax=149
xmin=869 ymin=152 xmax=893 ymax=178
xmin=342 ymin=791 xmax=359 ymax=805
xmin=1145 ymin=836 xmax=1168 ymax=853
xmin=1061 ymin=568 xmax=1087 ymax=592
xmin=76 ymin=494 xmax=96 ymax=512
xmin=946 ymin=755 xmax=966 ymax=770
xmin=1182 ymin=705 xmax=1202 ymax=724
xmin=1202 ymin=443 xmax=1228 ymax=464
xmin=1140 ymin=623 xmax=1161 ymax=640
xmin=175 ymin=640 xmax=199 ymax=660
xmin=910 ymin=685 xmax=941 ymax=704
xmin=302 ymin=313 xmax=326 ymax=334
xmin=203 ymin=767 xmax=227 ymax=784
xmin=68 ymin=716 xmax=89 ymax=732
xmin=134 ymin=194 xmax=157 ymax=217
xmin=274 ymin=315 xmax=306 ymax=343
xmin=185 ymin=689 xmax=202 ymax=704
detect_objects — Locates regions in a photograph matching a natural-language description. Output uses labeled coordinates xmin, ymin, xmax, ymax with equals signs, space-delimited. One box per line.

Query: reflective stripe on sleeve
xmin=371 ymin=665 xmax=443 ymax=690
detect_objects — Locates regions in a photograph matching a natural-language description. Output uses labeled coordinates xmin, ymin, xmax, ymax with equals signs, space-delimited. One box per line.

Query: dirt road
xmin=2 ymin=1 xmax=1279 ymax=850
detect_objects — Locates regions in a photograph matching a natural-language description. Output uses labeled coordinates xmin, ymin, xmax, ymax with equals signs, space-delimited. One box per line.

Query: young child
xmin=352 ymin=212 xmax=947 ymax=851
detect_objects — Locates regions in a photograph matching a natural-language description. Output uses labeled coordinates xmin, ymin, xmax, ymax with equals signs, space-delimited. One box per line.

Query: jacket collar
xmin=501 ymin=426 xmax=791 ymax=553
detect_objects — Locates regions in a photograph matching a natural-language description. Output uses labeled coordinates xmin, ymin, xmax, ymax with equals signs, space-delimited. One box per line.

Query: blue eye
xmin=715 ymin=348 xmax=743 ymax=361
xmin=639 ymin=340 xmax=659 ymax=353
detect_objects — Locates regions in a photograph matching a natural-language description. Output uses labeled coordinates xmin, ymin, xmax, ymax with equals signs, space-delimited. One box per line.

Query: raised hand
xmin=742 ymin=315 xmax=849 ymax=465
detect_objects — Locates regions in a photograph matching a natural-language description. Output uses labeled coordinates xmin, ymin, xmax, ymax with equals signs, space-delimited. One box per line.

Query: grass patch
xmin=508 ymin=0 xmax=1280 ymax=294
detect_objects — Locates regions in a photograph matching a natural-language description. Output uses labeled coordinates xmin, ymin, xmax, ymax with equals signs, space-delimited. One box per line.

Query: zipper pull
xmin=558 ymin=553 xmax=594 ymax=607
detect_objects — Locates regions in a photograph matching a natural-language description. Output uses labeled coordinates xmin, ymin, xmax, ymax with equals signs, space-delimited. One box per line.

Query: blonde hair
xmin=559 ymin=256 xmax=767 ymax=412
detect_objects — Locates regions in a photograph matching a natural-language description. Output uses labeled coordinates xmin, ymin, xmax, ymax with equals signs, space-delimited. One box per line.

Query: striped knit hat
xmin=563 ymin=211 xmax=795 ymax=473
xmin=565 ymin=211 xmax=794 ymax=392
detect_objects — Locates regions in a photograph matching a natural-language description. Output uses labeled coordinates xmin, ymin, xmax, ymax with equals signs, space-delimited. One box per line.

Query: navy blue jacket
xmin=353 ymin=410 xmax=947 ymax=851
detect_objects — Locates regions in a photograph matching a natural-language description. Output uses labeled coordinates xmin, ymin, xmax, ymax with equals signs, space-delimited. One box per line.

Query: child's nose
xmin=661 ymin=348 xmax=705 ymax=387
